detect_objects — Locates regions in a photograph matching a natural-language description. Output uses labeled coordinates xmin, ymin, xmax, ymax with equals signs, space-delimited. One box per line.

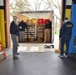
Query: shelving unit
xmin=24 ymin=23 xmax=45 ymax=42
xmin=24 ymin=23 xmax=37 ymax=41
xmin=37 ymin=24 xmax=45 ymax=42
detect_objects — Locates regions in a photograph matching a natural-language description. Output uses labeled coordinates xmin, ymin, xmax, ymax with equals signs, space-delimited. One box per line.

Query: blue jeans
xmin=60 ymin=35 xmax=71 ymax=55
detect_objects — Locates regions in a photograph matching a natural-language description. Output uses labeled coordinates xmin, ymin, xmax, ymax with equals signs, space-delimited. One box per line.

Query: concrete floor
xmin=0 ymin=45 xmax=76 ymax=75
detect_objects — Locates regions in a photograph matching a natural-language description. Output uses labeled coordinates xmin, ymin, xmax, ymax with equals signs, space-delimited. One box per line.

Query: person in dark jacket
xmin=18 ymin=20 xmax=28 ymax=42
xmin=59 ymin=17 xmax=73 ymax=58
xmin=10 ymin=15 xmax=21 ymax=59
xmin=44 ymin=20 xmax=52 ymax=43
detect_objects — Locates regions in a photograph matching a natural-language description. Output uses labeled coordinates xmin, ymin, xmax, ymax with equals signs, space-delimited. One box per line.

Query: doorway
xmin=8 ymin=0 xmax=61 ymax=50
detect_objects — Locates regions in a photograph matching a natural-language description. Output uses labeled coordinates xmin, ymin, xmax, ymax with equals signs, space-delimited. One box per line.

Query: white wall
xmin=66 ymin=0 xmax=72 ymax=5
xmin=0 ymin=0 xmax=4 ymax=6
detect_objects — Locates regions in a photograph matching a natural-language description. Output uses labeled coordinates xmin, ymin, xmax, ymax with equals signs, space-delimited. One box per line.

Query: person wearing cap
xmin=59 ymin=17 xmax=73 ymax=58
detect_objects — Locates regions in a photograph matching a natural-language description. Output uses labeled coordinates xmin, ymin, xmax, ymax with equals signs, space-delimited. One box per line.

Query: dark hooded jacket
xmin=10 ymin=21 xmax=20 ymax=36
xmin=59 ymin=21 xmax=73 ymax=38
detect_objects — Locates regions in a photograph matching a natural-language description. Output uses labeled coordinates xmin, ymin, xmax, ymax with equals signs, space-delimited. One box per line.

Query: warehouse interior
xmin=0 ymin=0 xmax=76 ymax=75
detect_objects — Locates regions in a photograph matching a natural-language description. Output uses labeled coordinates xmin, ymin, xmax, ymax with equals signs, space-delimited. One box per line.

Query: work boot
xmin=16 ymin=53 xmax=20 ymax=55
xmin=13 ymin=55 xmax=19 ymax=60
